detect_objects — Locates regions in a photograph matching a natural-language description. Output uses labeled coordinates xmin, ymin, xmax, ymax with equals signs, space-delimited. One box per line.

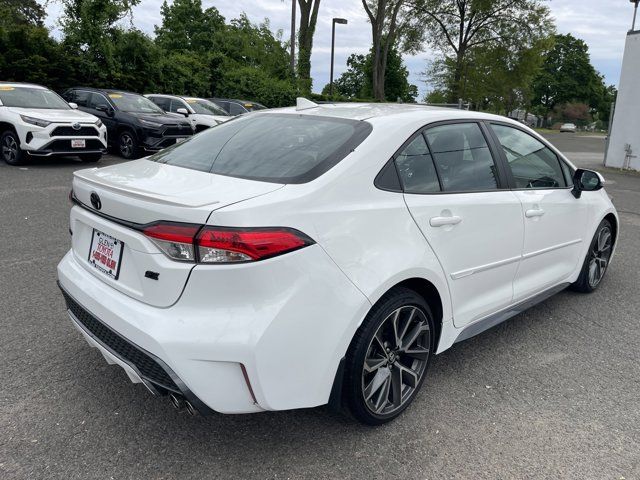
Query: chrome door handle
xmin=429 ymin=215 xmax=462 ymax=227
xmin=525 ymin=208 xmax=545 ymax=218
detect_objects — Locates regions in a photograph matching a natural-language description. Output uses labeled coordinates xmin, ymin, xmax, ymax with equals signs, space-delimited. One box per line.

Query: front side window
xmin=0 ymin=86 xmax=70 ymax=109
xmin=88 ymin=93 xmax=110 ymax=110
xmin=395 ymin=134 xmax=440 ymax=193
xmin=491 ymin=124 xmax=567 ymax=189
xmin=150 ymin=113 xmax=372 ymax=184
xmin=74 ymin=91 xmax=91 ymax=108
xmin=425 ymin=123 xmax=498 ymax=192
xmin=229 ymin=102 xmax=245 ymax=115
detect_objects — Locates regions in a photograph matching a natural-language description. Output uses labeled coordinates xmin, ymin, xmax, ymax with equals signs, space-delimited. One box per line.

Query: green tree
xmin=0 ymin=0 xmax=46 ymax=26
xmin=325 ymin=44 xmax=418 ymax=102
xmin=361 ymin=0 xmax=420 ymax=101
xmin=416 ymin=0 xmax=553 ymax=102
xmin=532 ymin=34 xmax=609 ymax=121
xmin=154 ymin=0 xmax=224 ymax=54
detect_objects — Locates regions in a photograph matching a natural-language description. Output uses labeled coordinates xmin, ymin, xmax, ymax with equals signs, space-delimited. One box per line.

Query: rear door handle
xmin=525 ymin=208 xmax=545 ymax=218
xmin=429 ymin=215 xmax=462 ymax=227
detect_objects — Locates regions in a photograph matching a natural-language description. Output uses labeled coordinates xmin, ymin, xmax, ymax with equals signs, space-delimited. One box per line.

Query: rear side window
xmin=395 ymin=135 xmax=440 ymax=193
xmin=150 ymin=113 xmax=372 ymax=184
xmin=491 ymin=124 xmax=567 ymax=189
xmin=150 ymin=96 xmax=170 ymax=111
xmin=425 ymin=123 xmax=498 ymax=192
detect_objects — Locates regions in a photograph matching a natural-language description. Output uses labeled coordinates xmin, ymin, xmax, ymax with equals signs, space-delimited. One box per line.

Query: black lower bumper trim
xmin=58 ymin=282 xmax=215 ymax=415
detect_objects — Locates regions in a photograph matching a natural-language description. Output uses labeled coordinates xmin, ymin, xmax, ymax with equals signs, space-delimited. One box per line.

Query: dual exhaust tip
xmin=169 ymin=393 xmax=197 ymax=416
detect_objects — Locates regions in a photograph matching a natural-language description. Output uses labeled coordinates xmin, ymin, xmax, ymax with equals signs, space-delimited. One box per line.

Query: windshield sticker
xmin=0 ymin=86 xmax=15 ymax=91
xmin=109 ymin=93 xmax=123 ymax=99
xmin=186 ymin=99 xmax=197 ymax=104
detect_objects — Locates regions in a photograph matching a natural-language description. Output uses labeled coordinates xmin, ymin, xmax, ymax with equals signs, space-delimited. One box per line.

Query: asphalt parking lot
xmin=1 ymin=133 xmax=639 ymax=479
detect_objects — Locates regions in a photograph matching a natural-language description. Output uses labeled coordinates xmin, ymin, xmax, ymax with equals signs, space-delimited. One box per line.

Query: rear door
xmin=399 ymin=121 xmax=524 ymax=327
xmin=488 ymin=123 xmax=589 ymax=301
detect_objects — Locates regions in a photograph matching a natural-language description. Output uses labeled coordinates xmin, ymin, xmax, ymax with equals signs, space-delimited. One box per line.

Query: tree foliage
xmin=0 ymin=0 xmax=297 ymax=107
xmin=326 ymin=45 xmax=417 ymax=102
xmin=416 ymin=0 xmax=553 ymax=102
xmin=361 ymin=0 xmax=420 ymax=101
xmin=531 ymin=34 xmax=613 ymax=121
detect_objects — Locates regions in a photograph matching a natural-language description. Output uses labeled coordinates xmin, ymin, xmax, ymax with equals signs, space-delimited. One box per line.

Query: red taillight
xmin=142 ymin=223 xmax=200 ymax=262
xmin=141 ymin=223 xmax=313 ymax=263
xmin=196 ymin=227 xmax=313 ymax=263
xmin=143 ymin=223 xmax=201 ymax=244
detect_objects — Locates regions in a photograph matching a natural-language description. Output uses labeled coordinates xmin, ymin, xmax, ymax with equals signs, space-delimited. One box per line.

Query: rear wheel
xmin=571 ymin=219 xmax=613 ymax=293
xmin=344 ymin=287 xmax=434 ymax=425
xmin=1 ymin=130 xmax=25 ymax=166
xmin=118 ymin=130 xmax=138 ymax=159
xmin=80 ymin=153 xmax=102 ymax=163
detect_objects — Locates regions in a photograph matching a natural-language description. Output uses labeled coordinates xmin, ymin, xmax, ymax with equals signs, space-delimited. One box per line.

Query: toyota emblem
xmin=90 ymin=192 xmax=102 ymax=210
xmin=72 ymin=122 xmax=81 ymax=131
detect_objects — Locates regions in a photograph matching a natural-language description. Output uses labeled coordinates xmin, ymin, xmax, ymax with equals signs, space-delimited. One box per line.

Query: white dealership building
xmin=605 ymin=1 xmax=640 ymax=170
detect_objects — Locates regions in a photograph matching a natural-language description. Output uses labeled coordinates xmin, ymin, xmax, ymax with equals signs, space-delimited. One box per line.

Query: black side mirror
xmin=572 ymin=169 xmax=604 ymax=199
xmin=96 ymin=104 xmax=115 ymax=117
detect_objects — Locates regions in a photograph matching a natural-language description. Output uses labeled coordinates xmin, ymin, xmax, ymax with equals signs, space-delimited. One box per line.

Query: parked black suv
xmin=62 ymin=88 xmax=194 ymax=159
xmin=208 ymin=98 xmax=267 ymax=116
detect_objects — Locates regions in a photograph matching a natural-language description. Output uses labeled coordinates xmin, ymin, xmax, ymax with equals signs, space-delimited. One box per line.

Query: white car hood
xmin=9 ymin=107 xmax=98 ymax=123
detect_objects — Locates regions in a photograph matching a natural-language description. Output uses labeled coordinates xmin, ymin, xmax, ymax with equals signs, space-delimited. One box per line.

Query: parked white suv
xmin=57 ymin=100 xmax=617 ymax=424
xmin=145 ymin=94 xmax=230 ymax=133
xmin=0 ymin=83 xmax=107 ymax=165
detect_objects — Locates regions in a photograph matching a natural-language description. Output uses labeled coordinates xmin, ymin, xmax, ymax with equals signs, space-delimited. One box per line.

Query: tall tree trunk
xmin=297 ymin=0 xmax=321 ymax=96
xmin=362 ymin=0 xmax=404 ymax=102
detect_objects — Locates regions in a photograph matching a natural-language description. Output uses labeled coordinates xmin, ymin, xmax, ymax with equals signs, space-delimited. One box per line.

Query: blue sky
xmin=41 ymin=0 xmax=635 ymax=98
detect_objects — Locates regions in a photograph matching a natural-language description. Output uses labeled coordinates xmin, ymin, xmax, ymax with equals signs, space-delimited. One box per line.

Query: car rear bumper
xmin=56 ymin=245 xmax=370 ymax=414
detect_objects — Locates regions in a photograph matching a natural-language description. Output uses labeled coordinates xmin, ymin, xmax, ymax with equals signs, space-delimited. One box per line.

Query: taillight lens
xmin=142 ymin=223 xmax=200 ymax=262
xmin=142 ymin=223 xmax=314 ymax=263
xmin=196 ymin=227 xmax=313 ymax=263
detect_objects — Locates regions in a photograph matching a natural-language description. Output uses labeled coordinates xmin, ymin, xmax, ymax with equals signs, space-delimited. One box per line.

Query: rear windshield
xmin=149 ymin=113 xmax=372 ymax=183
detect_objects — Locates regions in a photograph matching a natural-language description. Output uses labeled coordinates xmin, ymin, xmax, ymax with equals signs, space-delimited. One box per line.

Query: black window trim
xmin=485 ymin=120 xmax=575 ymax=191
xmin=378 ymin=119 xmax=511 ymax=196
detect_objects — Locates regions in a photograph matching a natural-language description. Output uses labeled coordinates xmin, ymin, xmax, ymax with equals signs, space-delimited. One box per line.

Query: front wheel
xmin=343 ymin=287 xmax=434 ymax=425
xmin=118 ymin=131 xmax=138 ymax=159
xmin=571 ymin=219 xmax=613 ymax=293
xmin=1 ymin=130 xmax=25 ymax=166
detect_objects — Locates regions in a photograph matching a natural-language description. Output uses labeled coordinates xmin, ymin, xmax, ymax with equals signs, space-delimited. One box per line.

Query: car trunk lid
xmin=70 ymin=160 xmax=283 ymax=307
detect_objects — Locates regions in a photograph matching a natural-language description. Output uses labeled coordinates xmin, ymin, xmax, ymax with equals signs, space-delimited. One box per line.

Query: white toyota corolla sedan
xmin=57 ymin=99 xmax=618 ymax=424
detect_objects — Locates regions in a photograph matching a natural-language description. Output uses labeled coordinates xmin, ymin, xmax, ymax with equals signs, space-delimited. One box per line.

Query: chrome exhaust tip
xmin=169 ymin=393 xmax=185 ymax=410
xmin=185 ymin=400 xmax=197 ymax=416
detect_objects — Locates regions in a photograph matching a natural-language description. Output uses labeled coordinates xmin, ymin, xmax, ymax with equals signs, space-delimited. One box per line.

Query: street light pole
xmin=632 ymin=0 xmax=640 ymax=31
xmin=329 ymin=18 xmax=348 ymax=97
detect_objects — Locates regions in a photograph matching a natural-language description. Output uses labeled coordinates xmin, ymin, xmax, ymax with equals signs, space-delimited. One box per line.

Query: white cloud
xmin=41 ymin=0 xmax=636 ymax=96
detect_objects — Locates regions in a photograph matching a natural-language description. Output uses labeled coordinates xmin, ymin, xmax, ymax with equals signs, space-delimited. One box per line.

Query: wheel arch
xmin=604 ymin=212 xmax=618 ymax=246
xmin=328 ymin=275 xmax=447 ymax=413
xmin=0 ymin=121 xmax=18 ymax=137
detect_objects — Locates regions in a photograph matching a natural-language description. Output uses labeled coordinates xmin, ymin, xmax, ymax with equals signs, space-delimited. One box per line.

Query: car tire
xmin=80 ymin=153 xmax=102 ymax=163
xmin=343 ymin=287 xmax=435 ymax=425
xmin=1 ymin=130 xmax=26 ymax=166
xmin=118 ymin=130 xmax=138 ymax=159
xmin=571 ymin=219 xmax=613 ymax=293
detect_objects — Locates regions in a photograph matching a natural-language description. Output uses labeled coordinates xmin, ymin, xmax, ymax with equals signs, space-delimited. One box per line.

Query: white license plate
xmin=175 ymin=138 xmax=186 ymax=144
xmin=71 ymin=139 xmax=86 ymax=148
xmin=88 ymin=229 xmax=124 ymax=280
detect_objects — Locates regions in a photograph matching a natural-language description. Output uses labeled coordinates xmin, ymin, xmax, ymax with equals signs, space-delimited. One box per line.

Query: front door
xmin=398 ymin=122 xmax=524 ymax=327
xmin=488 ymin=123 xmax=589 ymax=301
